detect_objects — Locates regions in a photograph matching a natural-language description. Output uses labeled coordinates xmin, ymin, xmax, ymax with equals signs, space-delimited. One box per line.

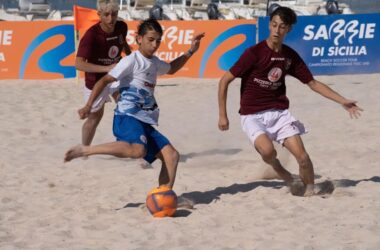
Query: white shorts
xmin=83 ymin=81 xmax=120 ymax=113
xmin=240 ymin=109 xmax=307 ymax=145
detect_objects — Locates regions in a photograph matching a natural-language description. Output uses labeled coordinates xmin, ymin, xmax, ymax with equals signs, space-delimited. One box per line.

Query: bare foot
xmin=287 ymin=178 xmax=306 ymax=196
xmin=64 ymin=144 xmax=85 ymax=162
xmin=304 ymin=184 xmax=315 ymax=197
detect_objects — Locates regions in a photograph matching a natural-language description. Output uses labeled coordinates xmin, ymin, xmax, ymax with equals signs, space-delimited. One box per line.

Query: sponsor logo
xmin=253 ymin=78 xmax=282 ymax=90
xmin=140 ymin=135 xmax=147 ymax=144
xmin=106 ymin=36 xmax=118 ymax=41
xmin=200 ymin=24 xmax=256 ymax=77
xmin=163 ymin=26 xmax=194 ymax=50
xmin=271 ymin=57 xmax=285 ymax=61
xmin=19 ymin=24 xmax=75 ymax=79
xmin=304 ymin=19 xmax=375 ymax=57
xmin=268 ymin=67 xmax=282 ymax=82
xmin=144 ymin=82 xmax=155 ymax=88
xmin=303 ymin=19 xmax=376 ymax=46
xmin=108 ymin=45 xmax=119 ymax=58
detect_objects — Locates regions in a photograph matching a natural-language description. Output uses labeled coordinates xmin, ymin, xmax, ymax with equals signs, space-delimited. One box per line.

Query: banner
xmin=258 ymin=14 xmax=380 ymax=75
xmin=71 ymin=5 xmax=257 ymax=78
xmin=0 ymin=19 xmax=257 ymax=79
xmin=1 ymin=14 xmax=380 ymax=80
xmin=0 ymin=21 xmax=75 ymax=79
xmin=139 ymin=20 xmax=257 ymax=78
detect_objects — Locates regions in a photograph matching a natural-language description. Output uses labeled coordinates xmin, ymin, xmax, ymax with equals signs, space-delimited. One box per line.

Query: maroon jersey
xmin=230 ymin=40 xmax=314 ymax=115
xmin=77 ymin=21 xmax=128 ymax=89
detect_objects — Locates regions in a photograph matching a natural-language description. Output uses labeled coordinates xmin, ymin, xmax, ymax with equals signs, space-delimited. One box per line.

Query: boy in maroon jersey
xmin=218 ymin=6 xmax=362 ymax=196
xmin=76 ymin=0 xmax=131 ymax=146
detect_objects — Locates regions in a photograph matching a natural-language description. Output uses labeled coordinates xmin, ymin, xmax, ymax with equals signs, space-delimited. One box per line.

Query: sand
xmin=1 ymin=74 xmax=380 ymax=249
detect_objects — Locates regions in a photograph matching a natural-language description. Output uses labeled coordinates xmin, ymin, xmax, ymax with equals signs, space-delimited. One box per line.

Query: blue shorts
xmin=113 ymin=115 xmax=170 ymax=163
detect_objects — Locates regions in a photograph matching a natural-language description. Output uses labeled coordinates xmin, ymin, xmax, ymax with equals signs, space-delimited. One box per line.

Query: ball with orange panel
xmin=146 ymin=186 xmax=178 ymax=218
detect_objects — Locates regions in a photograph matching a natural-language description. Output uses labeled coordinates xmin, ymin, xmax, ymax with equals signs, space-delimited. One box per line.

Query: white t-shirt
xmin=109 ymin=50 xmax=171 ymax=125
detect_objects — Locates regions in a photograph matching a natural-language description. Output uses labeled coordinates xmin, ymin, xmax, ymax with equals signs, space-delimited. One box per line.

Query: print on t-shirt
xmin=268 ymin=67 xmax=282 ymax=82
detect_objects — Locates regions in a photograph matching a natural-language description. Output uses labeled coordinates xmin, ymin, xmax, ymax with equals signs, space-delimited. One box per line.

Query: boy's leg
xmin=254 ymin=133 xmax=294 ymax=183
xmin=82 ymin=84 xmax=114 ymax=146
xmin=64 ymin=142 xmax=145 ymax=162
xmin=82 ymin=106 xmax=104 ymax=145
xmin=155 ymin=144 xmax=179 ymax=188
xmin=283 ymin=135 xmax=315 ymax=196
xmin=143 ymin=126 xmax=178 ymax=188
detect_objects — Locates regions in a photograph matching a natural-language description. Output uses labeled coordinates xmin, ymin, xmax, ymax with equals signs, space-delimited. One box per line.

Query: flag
xmin=73 ymin=5 xmax=99 ymax=81
xmin=73 ymin=5 xmax=99 ymax=32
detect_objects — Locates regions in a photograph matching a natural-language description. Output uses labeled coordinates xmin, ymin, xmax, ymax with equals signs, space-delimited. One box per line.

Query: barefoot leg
xmin=64 ymin=145 xmax=85 ymax=162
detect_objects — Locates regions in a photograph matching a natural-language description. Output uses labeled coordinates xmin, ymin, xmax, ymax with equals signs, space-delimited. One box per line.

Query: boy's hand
xmin=342 ymin=100 xmax=363 ymax=119
xmin=218 ymin=116 xmax=229 ymax=131
xmin=189 ymin=32 xmax=205 ymax=54
xmin=78 ymin=105 xmax=91 ymax=119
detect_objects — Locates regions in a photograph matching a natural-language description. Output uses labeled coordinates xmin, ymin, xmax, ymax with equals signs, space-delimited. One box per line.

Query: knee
xmin=169 ymin=148 xmax=180 ymax=164
xmin=163 ymin=147 xmax=180 ymax=165
xmin=157 ymin=145 xmax=180 ymax=166
xmin=130 ymin=145 xmax=146 ymax=159
xmin=254 ymin=138 xmax=276 ymax=163
xmin=257 ymin=146 xmax=276 ymax=163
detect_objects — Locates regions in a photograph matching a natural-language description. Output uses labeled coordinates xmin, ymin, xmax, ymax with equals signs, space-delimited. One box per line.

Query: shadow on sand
xmin=117 ymin=176 xmax=380 ymax=217
xmin=180 ymin=148 xmax=242 ymax=162
xmin=332 ymin=176 xmax=380 ymax=187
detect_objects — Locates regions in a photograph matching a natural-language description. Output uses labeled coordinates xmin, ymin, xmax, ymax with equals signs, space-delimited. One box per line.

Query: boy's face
xmin=98 ymin=6 xmax=118 ymax=32
xmin=268 ymin=15 xmax=291 ymax=44
xmin=137 ymin=30 xmax=162 ymax=58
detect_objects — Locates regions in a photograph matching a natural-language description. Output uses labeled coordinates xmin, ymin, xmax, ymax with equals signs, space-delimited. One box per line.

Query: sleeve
xmin=288 ymin=49 xmax=314 ymax=84
xmin=76 ymin=28 xmax=95 ymax=59
xmin=117 ymin=21 xmax=128 ymax=41
xmin=121 ymin=21 xmax=128 ymax=38
xmin=109 ymin=55 xmax=134 ymax=80
xmin=229 ymin=47 xmax=257 ymax=78
xmin=156 ymin=59 xmax=171 ymax=76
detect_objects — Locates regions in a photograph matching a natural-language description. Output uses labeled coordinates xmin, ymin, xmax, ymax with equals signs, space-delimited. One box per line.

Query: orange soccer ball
xmin=146 ymin=186 xmax=177 ymax=218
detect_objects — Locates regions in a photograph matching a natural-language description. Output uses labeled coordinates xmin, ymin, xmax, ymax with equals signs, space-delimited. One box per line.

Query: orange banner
xmin=127 ymin=20 xmax=257 ymax=78
xmin=73 ymin=6 xmax=257 ymax=78
xmin=0 ymin=21 xmax=75 ymax=79
xmin=0 ymin=19 xmax=257 ymax=79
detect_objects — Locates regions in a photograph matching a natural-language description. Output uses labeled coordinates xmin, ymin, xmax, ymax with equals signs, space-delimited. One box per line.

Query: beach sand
xmin=1 ymin=74 xmax=380 ymax=249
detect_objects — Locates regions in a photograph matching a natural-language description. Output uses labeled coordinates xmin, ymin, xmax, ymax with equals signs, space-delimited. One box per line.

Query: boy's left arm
xmin=307 ymin=79 xmax=363 ymax=118
xmin=167 ymin=32 xmax=205 ymax=74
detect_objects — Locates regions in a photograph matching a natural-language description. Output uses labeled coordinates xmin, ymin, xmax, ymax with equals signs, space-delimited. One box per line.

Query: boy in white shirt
xmin=65 ymin=19 xmax=205 ymax=189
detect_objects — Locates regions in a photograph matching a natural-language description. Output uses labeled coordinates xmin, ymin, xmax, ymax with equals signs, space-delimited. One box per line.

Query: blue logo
xmin=199 ymin=24 xmax=256 ymax=77
xmin=19 ymin=24 xmax=76 ymax=79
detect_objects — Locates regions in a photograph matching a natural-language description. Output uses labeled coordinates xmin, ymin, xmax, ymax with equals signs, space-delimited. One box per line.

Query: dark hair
xmin=137 ymin=18 xmax=163 ymax=36
xmin=270 ymin=6 xmax=297 ymax=26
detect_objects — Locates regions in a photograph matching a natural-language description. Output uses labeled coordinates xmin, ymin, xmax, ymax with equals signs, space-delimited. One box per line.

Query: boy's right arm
xmin=218 ymin=71 xmax=235 ymax=131
xmin=78 ymin=74 xmax=117 ymax=119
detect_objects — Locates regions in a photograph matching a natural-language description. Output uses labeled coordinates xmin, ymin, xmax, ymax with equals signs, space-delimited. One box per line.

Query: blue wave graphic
xmin=19 ymin=24 xmax=75 ymax=79
xmin=199 ymin=24 xmax=256 ymax=78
